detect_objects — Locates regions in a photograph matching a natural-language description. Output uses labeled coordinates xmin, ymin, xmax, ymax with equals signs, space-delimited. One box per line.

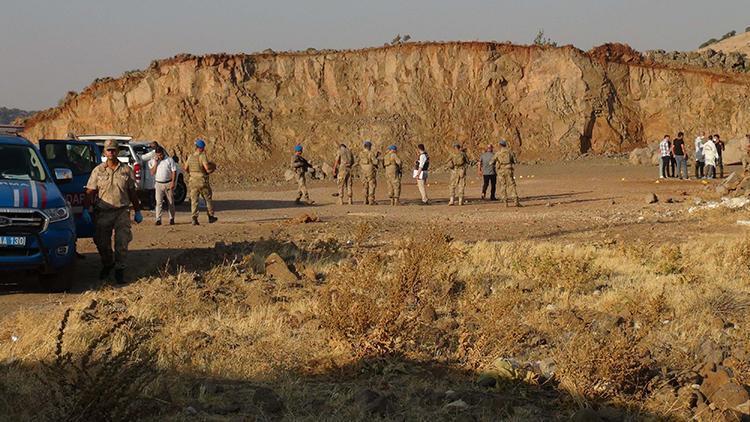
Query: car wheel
xmin=39 ymin=261 xmax=76 ymax=293
xmin=174 ymin=178 xmax=187 ymax=205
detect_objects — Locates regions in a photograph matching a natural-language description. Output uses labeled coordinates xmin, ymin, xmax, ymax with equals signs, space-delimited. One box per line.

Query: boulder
xmin=264 ymin=253 xmax=299 ymax=284
xmin=722 ymin=139 xmax=749 ymax=165
xmin=629 ymin=147 xmax=653 ymax=165
xmin=321 ymin=163 xmax=334 ymax=179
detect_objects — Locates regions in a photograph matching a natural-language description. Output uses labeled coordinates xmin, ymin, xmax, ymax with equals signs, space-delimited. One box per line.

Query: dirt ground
xmin=1 ymin=158 xmax=743 ymax=316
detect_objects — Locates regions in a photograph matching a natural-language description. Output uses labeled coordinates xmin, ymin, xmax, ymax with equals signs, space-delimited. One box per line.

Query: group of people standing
xmin=659 ymin=132 xmax=725 ymax=180
xmin=292 ymin=139 xmax=522 ymax=207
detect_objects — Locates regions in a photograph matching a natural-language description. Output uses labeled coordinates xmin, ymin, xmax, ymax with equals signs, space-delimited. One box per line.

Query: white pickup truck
xmin=77 ymin=135 xmax=187 ymax=207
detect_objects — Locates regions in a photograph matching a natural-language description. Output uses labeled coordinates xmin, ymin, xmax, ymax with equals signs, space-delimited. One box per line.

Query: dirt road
xmin=1 ymin=158 xmax=741 ymax=315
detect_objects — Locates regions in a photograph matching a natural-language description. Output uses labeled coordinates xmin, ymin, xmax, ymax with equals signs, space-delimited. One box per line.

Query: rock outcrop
xmin=19 ymin=42 xmax=750 ymax=178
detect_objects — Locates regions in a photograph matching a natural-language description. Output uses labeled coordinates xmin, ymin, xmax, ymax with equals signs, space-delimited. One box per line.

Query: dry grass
xmin=1 ymin=232 xmax=750 ymax=419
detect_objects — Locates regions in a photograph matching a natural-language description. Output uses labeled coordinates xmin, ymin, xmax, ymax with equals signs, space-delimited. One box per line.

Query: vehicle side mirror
xmin=54 ymin=168 xmax=73 ymax=184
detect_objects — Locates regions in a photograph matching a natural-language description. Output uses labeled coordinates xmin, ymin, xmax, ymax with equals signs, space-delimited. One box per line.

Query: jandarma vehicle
xmin=0 ymin=126 xmax=98 ymax=291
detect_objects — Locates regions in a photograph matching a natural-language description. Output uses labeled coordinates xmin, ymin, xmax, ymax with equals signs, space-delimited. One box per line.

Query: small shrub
xmin=654 ymin=245 xmax=683 ymax=275
xmin=510 ymin=246 xmax=607 ymax=292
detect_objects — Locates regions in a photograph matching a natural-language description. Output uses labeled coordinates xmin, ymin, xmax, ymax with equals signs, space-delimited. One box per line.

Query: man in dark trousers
xmin=478 ymin=144 xmax=497 ymax=200
xmin=715 ymin=134 xmax=725 ymax=178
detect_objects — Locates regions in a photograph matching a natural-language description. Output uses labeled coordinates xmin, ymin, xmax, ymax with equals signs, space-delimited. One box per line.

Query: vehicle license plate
xmin=0 ymin=236 xmax=26 ymax=247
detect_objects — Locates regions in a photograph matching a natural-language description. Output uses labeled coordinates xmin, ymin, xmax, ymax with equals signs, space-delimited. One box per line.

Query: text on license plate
xmin=0 ymin=236 xmax=26 ymax=247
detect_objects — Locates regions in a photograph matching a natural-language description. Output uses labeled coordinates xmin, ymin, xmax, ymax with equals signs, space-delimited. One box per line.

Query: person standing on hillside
xmin=184 ymin=139 xmax=217 ymax=225
xmin=447 ymin=143 xmax=468 ymax=206
xmin=414 ymin=144 xmax=430 ymax=204
xmin=333 ymin=143 xmax=354 ymax=205
xmin=694 ymin=133 xmax=705 ymax=179
xmin=703 ymin=135 xmax=718 ymax=179
xmin=83 ymin=139 xmax=143 ymax=284
xmin=478 ymin=144 xmax=497 ymax=201
xmin=659 ymin=135 xmax=671 ymax=179
xmin=714 ymin=134 xmax=725 ymax=178
xmin=291 ymin=144 xmax=314 ymax=205
xmin=383 ymin=145 xmax=403 ymax=206
xmin=495 ymin=140 xmax=521 ymax=207
xmin=148 ymin=147 xmax=176 ymax=226
xmin=672 ymin=132 xmax=688 ymax=180
xmin=358 ymin=140 xmax=379 ymax=205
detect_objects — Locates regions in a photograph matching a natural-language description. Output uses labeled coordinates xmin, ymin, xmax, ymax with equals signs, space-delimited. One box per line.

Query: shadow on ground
xmin=0 ymin=352 xmax=669 ymax=421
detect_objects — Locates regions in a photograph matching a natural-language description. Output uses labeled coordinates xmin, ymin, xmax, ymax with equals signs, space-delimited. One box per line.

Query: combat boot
xmin=458 ymin=197 xmax=464 ymax=206
xmin=192 ymin=217 xmax=200 ymax=226
xmin=294 ymin=198 xmax=301 ymax=205
xmin=99 ymin=264 xmax=114 ymax=280
xmin=208 ymin=215 xmax=218 ymax=224
xmin=515 ymin=200 xmax=522 ymax=208
xmin=448 ymin=197 xmax=455 ymax=206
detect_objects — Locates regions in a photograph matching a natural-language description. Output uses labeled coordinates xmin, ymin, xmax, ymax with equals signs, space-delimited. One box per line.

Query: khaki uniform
xmin=358 ymin=149 xmax=379 ymax=204
xmin=495 ymin=148 xmax=520 ymax=206
xmin=291 ymin=154 xmax=311 ymax=203
xmin=383 ymin=150 xmax=402 ymax=205
xmin=86 ymin=162 xmax=135 ymax=270
xmin=187 ymin=152 xmax=215 ymax=218
xmin=335 ymin=147 xmax=355 ymax=204
xmin=448 ymin=150 xmax=468 ymax=204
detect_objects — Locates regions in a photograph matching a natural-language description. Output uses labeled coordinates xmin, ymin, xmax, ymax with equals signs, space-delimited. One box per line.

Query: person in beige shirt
xmin=333 ymin=143 xmax=355 ymax=205
xmin=84 ymin=139 xmax=142 ymax=284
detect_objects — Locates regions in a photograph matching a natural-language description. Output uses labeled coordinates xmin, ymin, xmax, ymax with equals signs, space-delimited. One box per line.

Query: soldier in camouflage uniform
xmin=83 ymin=139 xmax=143 ymax=284
xmin=448 ymin=143 xmax=468 ymax=206
xmin=333 ymin=143 xmax=354 ymax=205
xmin=184 ymin=139 xmax=217 ymax=225
xmin=495 ymin=140 xmax=522 ymax=207
xmin=383 ymin=145 xmax=402 ymax=206
xmin=358 ymin=140 xmax=379 ymax=205
xmin=291 ymin=144 xmax=314 ymax=205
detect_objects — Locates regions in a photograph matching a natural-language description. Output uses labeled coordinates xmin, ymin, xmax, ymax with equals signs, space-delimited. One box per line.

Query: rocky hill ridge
xmin=20 ymin=42 xmax=750 ymax=178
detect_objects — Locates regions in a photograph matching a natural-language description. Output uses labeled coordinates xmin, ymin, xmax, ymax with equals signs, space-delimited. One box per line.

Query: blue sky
xmin=1 ymin=0 xmax=746 ymax=110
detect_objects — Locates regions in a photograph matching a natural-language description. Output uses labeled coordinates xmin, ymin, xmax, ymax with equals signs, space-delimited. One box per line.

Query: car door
xmin=39 ymin=140 xmax=100 ymax=238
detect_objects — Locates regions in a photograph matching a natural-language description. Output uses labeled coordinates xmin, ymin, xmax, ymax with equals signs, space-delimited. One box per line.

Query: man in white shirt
xmin=149 ymin=147 xmax=177 ymax=225
xmin=414 ymin=144 xmax=430 ymax=204
xmin=659 ymin=135 xmax=671 ymax=179
xmin=694 ymin=133 xmax=705 ymax=179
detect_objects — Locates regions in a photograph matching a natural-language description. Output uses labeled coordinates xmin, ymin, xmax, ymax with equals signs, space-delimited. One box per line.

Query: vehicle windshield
xmin=43 ymin=142 xmax=99 ymax=176
xmin=0 ymin=144 xmax=48 ymax=182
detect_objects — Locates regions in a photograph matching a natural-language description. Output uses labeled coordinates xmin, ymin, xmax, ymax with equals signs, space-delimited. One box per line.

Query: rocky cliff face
xmin=20 ymin=42 xmax=750 ymax=176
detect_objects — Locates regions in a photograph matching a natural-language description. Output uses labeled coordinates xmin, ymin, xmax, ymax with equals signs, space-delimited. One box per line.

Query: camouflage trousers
xmin=295 ymin=174 xmax=309 ymax=202
xmin=189 ymin=176 xmax=215 ymax=218
xmin=94 ymin=207 xmax=132 ymax=270
xmin=362 ymin=172 xmax=377 ymax=204
xmin=449 ymin=169 xmax=466 ymax=199
xmin=337 ymin=167 xmax=353 ymax=203
xmin=386 ymin=175 xmax=401 ymax=200
xmin=498 ymin=169 xmax=519 ymax=203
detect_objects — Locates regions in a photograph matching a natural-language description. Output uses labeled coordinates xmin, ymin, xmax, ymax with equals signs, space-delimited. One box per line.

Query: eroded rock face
xmin=19 ymin=42 xmax=750 ymax=176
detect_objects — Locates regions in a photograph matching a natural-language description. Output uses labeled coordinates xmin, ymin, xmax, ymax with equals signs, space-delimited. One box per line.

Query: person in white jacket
xmin=703 ymin=135 xmax=718 ymax=179
xmin=694 ymin=133 xmax=705 ymax=179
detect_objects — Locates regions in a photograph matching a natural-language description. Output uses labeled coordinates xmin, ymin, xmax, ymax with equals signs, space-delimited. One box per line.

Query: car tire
xmin=174 ymin=177 xmax=187 ymax=205
xmin=39 ymin=261 xmax=76 ymax=293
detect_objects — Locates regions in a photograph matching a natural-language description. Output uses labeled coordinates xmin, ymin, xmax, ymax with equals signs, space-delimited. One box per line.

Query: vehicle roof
xmin=78 ymin=135 xmax=133 ymax=141
xmin=40 ymin=138 xmax=98 ymax=144
xmin=0 ymin=135 xmax=34 ymax=146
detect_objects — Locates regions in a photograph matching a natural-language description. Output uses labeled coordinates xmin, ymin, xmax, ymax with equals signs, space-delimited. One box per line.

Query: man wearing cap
xmin=358 ymin=140 xmax=379 ymax=205
xmin=448 ymin=143 xmax=468 ymax=206
xmin=291 ymin=144 xmax=314 ymax=205
xmin=83 ymin=139 xmax=143 ymax=284
xmin=383 ymin=145 xmax=403 ymax=206
xmin=478 ymin=144 xmax=497 ymax=201
xmin=495 ymin=140 xmax=521 ymax=207
xmin=333 ymin=143 xmax=355 ymax=205
xmin=184 ymin=139 xmax=217 ymax=225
